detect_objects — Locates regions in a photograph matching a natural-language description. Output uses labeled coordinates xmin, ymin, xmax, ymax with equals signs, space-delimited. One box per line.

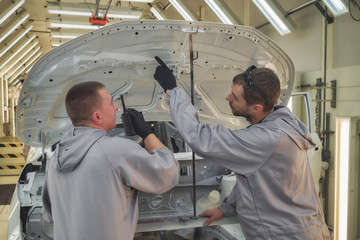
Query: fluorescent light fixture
xmin=25 ymin=52 xmax=42 ymax=74
xmin=9 ymin=51 xmax=41 ymax=84
xmin=334 ymin=117 xmax=350 ymax=240
xmin=169 ymin=0 xmax=198 ymax=21
xmin=47 ymin=2 xmax=142 ymax=19
xmin=49 ymin=16 xmax=114 ymax=30
xmin=0 ymin=34 xmax=36 ymax=70
xmin=14 ymin=79 xmax=23 ymax=88
xmin=204 ymin=0 xmax=242 ymax=25
xmin=117 ymin=0 xmax=154 ymax=2
xmin=6 ymin=44 xmax=39 ymax=79
xmin=2 ymin=41 xmax=38 ymax=76
xmin=51 ymin=34 xmax=78 ymax=39
xmin=0 ymin=0 xmax=25 ymax=25
xmin=0 ymin=12 xmax=29 ymax=43
xmin=252 ymin=0 xmax=296 ymax=35
xmin=322 ymin=0 xmax=348 ymax=16
xmin=50 ymin=22 xmax=102 ymax=30
xmin=0 ymin=24 xmax=33 ymax=59
xmin=48 ymin=10 xmax=90 ymax=17
xmin=8 ymin=46 xmax=40 ymax=83
xmin=150 ymin=5 xmax=166 ymax=20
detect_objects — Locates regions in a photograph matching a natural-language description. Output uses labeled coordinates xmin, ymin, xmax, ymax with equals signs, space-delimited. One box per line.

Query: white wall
xmin=261 ymin=5 xmax=323 ymax=72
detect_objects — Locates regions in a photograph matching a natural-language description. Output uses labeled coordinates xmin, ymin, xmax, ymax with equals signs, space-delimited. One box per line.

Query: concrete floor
xmin=0 ymin=184 xmax=17 ymax=240
xmin=0 ymin=136 xmax=24 ymax=240
xmin=0 ymin=205 xmax=10 ymax=240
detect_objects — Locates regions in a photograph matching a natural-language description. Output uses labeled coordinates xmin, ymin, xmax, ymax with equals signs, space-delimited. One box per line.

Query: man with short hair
xmin=153 ymin=57 xmax=330 ymax=239
xmin=42 ymin=81 xmax=179 ymax=240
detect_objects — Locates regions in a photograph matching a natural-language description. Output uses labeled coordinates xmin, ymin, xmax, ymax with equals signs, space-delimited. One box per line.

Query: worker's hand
xmin=199 ymin=208 xmax=225 ymax=227
xmin=154 ymin=56 xmax=177 ymax=92
xmin=126 ymin=108 xmax=152 ymax=139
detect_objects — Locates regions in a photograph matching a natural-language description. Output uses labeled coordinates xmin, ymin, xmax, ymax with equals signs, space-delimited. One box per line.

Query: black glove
xmin=154 ymin=56 xmax=177 ymax=92
xmin=126 ymin=108 xmax=152 ymax=139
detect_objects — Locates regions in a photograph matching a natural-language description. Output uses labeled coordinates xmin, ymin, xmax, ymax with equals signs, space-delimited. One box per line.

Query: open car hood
xmin=17 ymin=20 xmax=294 ymax=147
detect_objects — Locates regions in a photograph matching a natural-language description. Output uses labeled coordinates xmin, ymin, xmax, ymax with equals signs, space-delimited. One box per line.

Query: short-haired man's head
xmin=65 ymin=81 xmax=105 ymax=126
xmin=233 ymin=68 xmax=280 ymax=111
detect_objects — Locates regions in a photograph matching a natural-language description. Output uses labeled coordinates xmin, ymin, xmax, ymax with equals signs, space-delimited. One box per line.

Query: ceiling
xmin=0 ymin=0 xmax=336 ymax=88
xmin=16 ymin=0 xmax=315 ymax=51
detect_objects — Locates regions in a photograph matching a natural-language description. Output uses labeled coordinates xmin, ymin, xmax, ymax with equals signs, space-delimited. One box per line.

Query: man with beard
xmin=153 ymin=57 xmax=330 ymax=240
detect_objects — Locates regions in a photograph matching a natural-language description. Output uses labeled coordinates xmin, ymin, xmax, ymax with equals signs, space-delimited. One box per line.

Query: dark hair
xmin=233 ymin=68 xmax=280 ymax=111
xmin=65 ymin=81 xmax=105 ymax=126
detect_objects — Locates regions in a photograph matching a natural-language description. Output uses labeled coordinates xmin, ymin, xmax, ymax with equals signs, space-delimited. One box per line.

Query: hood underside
xmin=17 ymin=20 xmax=294 ymax=147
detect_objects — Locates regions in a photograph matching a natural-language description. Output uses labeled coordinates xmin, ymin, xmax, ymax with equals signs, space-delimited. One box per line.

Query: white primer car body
xmin=7 ymin=20 xmax=322 ymax=240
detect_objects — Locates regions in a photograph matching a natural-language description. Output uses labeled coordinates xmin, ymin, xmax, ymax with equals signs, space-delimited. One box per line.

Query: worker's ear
xmin=91 ymin=111 xmax=102 ymax=125
xmin=252 ymin=103 xmax=264 ymax=113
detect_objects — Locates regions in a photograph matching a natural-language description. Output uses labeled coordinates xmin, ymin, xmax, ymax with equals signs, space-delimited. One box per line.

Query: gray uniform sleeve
xmin=42 ymin=172 xmax=53 ymax=223
xmin=219 ymin=186 xmax=238 ymax=217
xmin=101 ymin=137 xmax=179 ymax=194
xmin=166 ymin=87 xmax=280 ymax=176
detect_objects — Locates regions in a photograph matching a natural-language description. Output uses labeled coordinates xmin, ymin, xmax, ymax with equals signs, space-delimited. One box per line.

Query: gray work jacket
xmin=42 ymin=127 xmax=179 ymax=240
xmin=166 ymin=87 xmax=330 ymax=240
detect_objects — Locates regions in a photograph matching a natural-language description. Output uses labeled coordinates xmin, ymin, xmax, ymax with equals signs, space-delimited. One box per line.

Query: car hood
xmin=17 ymin=20 xmax=294 ymax=147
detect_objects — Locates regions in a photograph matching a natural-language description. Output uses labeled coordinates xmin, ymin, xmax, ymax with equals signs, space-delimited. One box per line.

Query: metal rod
xmin=103 ymin=0 xmax=112 ymax=18
xmin=94 ymin=0 xmax=100 ymax=18
xmin=322 ymin=7 xmax=329 ymax=223
xmin=189 ymin=32 xmax=197 ymax=219
xmin=120 ymin=95 xmax=127 ymax=112
xmin=322 ymin=7 xmax=327 ymax=139
xmin=312 ymin=99 xmax=332 ymax=102
xmin=288 ymin=0 xmax=321 ymax=15
xmin=256 ymin=0 xmax=321 ymax=29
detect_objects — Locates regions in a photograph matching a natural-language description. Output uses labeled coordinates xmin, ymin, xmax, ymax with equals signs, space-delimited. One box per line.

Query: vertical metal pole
xmin=0 ymin=75 xmax=4 ymax=124
xmin=322 ymin=7 xmax=329 ymax=223
xmin=316 ymin=78 xmax=322 ymax=137
xmin=5 ymin=76 xmax=9 ymax=123
xmin=323 ymin=112 xmax=331 ymax=222
xmin=189 ymin=33 xmax=196 ymax=218
xmin=10 ymin=98 xmax=15 ymax=137
xmin=322 ymin=7 xmax=327 ymax=141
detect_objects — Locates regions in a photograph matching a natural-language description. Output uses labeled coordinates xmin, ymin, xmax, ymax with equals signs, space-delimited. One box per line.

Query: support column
xmin=0 ymin=75 xmax=4 ymax=124
xmin=4 ymin=76 xmax=9 ymax=124
xmin=10 ymin=97 xmax=15 ymax=137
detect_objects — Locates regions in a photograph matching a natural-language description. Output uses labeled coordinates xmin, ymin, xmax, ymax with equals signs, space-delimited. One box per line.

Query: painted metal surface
xmin=17 ymin=20 xmax=294 ymax=148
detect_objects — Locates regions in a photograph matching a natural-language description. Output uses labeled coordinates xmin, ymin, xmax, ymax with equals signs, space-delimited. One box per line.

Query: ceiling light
xmin=3 ymin=42 xmax=39 ymax=76
xmin=322 ymin=0 xmax=348 ymax=16
xmin=0 ymin=0 xmax=25 ymax=25
xmin=169 ymin=0 xmax=198 ymax=21
xmin=15 ymin=80 xmax=23 ymax=88
xmin=26 ymin=52 xmax=42 ymax=74
xmin=0 ymin=24 xmax=33 ymax=59
xmin=117 ymin=0 xmax=154 ymax=2
xmin=8 ymin=46 xmax=40 ymax=83
xmin=47 ymin=2 xmax=142 ymax=19
xmin=150 ymin=5 xmax=166 ymax=20
xmin=49 ymin=17 xmax=103 ymax=30
xmin=50 ymin=23 xmax=101 ymax=30
xmin=0 ymin=34 xmax=36 ymax=70
xmin=51 ymin=29 xmax=87 ymax=40
xmin=204 ymin=0 xmax=242 ymax=25
xmin=0 ymin=12 xmax=29 ymax=43
xmin=252 ymin=0 xmax=296 ymax=35
xmin=51 ymin=34 xmax=78 ymax=39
